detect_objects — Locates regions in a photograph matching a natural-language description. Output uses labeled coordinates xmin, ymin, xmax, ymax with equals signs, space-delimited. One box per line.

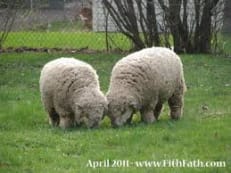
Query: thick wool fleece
xmin=107 ymin=47 xmax=186 ymax=127
xmin=39 ymin=58 xmax=107 ymax=128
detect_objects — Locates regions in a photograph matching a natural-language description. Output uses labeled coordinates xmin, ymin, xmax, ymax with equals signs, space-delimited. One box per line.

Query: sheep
xmin=39 ymin=58 xmax=107 ymax=129
xmin=107 ymin=47 xmax=186 ymax=127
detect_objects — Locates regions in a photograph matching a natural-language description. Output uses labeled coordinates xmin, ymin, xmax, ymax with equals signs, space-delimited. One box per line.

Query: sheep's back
xmin=109 ymin=47 xmax=184 ymax=102
xmin=40 ymin=58 xmax=99 ymax=100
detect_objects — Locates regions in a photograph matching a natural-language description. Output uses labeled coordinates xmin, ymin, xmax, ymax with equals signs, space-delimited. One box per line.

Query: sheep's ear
xmin=76 ymin=103 xmax=83 ymax=111
xmin=129 ymin=101 xmax=140 ymax=110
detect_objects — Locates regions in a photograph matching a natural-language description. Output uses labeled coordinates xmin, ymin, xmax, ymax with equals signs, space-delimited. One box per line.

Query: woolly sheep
xmin=39 ymin=58 xmax=107 ymax=129
xmin=107 ymin=47 xmax=186 ymax=127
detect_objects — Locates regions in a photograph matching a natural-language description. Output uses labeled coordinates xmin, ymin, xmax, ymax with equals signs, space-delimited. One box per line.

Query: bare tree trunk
xmin=169 ymin=0 xmax=183 ymax=52
xmin=146 ymin=0 xmax=160 ymax=46
xmin=102 ymin=0 xmax=161 ymax=50
xmin=180 ymin=0 xmax=194 ymax=52
xmin=195 ymin=0 xmax=219 ymax=53
xmin=158 ymin=0 xmax=222 ymax=53
xmin=194 ymin=0 xmax=201 ymax=52
xmin=223 ymin=0 xmax=231 ymax=33
xmin=158 ymin=0 xmax=183 ymax=52
xmin=103 ymin=0 xmax=223 ymax=53
xmin=103 ymin=5 xmax=110 ymax=51
xmin=0 ymin=1 xmax=19 ymax=48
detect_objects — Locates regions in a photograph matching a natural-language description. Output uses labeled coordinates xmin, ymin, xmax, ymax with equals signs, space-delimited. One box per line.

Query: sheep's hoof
xmin=141 ymin=111 xmax=156 ymax=124
xmin=170 ymin=113 xmax=181 ymax=120
xmin=143 ymin=117 xmax=156 ymax=124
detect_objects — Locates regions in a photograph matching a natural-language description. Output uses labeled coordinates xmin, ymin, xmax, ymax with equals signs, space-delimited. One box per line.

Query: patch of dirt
xmin=0 ymin=162 xmax=10 ymax=168
xmin=0 ymin=47 xmax=128 ymax=54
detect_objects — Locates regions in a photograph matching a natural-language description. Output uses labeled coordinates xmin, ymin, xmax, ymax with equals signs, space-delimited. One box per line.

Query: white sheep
xmin=107 ymin=47 xmax=186 ymax=127
xmin=39 ymin=58 xmax=107 ymax=129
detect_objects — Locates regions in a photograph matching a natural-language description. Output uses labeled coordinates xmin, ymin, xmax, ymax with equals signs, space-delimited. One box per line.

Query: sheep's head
xmin=107 ymin=95 xmax=138 ymax=128
xmin=59 ymin=115 xmax=74 ymax=129
xmin=74 ymin=90 xmax=107 ymax=128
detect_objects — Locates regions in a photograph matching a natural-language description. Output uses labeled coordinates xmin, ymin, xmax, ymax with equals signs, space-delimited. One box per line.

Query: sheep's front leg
xmin=154 ymin=102 xmax=163 ymax=120
xmin=48 ymin=108 xmax=60 ymax=127
xmin=59 ymin=114 xmax=74 ymax=129
xmin=140 ymin=108 xmax=156 ymax=123
xmin=126 ymin=114 xmax=133 ymax=125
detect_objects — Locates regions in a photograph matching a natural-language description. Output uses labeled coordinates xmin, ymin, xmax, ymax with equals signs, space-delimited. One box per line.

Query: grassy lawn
xmin=3 ymin=32 xmax=231 ymax=55
xmin=30 ymin=21 xmax=87 ymax=32
xmin=0 ymin=52 xmax=230 ymax=173
xmin=222 ymin=34 xmax=231 ymax=55
xmin=3 ymin=32 xmax=132 ymax=51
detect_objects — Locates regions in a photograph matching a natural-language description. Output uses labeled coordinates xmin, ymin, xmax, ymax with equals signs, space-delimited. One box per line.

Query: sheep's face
xmin=108 ymin=101 xmax=133 ymax=128
xmin=59 ymin=115 xmax=74 ymax=129
xmin=74 ymin=90 xmax=108 ymax=128
xmin=75 ymin=104 xmax=105 ymax=128
xmin=74 ymin=100 xmax=107 ymax=128
xmin=83 ymin=104 xmax=105 ymax=128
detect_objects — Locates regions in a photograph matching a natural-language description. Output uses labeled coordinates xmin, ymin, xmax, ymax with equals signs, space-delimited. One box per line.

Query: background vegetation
xmin=2 ymin=32 xmax=131 ymax=51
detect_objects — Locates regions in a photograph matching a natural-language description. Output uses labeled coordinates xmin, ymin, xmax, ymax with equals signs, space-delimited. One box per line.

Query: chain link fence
xmin=0 ymin=0 xmax=132 ymax=52
xmin=0 ymin=0 xmax=230 ymax=53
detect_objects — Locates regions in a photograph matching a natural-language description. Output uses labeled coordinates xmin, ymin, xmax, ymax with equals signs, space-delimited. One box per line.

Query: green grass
xmin=222 ymin=34 xmax=231 ymax=55
xmin=28 ymin=21 xmax=86 ymax=32
xmin=3 ymin=32 xmax=231 ymax=56
xmin=3 ymin=32 xmax=132 ymax=51
xmin=0 ymin=52 xmax=231 ymax=173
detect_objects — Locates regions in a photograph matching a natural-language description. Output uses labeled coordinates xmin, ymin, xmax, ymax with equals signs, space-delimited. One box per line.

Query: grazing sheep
xmin=39 ymin=58 xmax=107 ymax=129
xmin=107 ymin=47 xmax=186 ymax=127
